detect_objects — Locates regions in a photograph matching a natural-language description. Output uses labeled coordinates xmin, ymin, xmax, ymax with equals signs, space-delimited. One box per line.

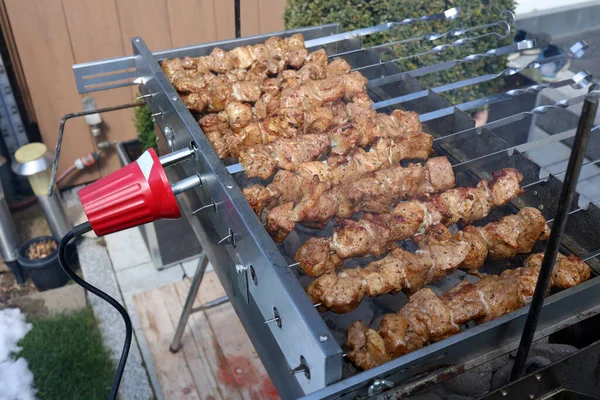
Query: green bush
xmin=134 ymin=99 xmax=158 ymax=152
xmin=285 ymin=0 xmax=516 ymax=108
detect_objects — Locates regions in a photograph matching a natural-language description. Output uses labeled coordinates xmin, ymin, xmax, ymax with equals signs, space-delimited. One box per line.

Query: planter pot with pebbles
xmin=16 ymin=236 xmax=68 ymax=291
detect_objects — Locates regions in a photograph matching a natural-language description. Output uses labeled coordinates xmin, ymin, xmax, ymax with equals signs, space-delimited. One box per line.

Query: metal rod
xmin=435 ymin=88 xmax=593 ymax=144
xmin=330 ymin=14 xmax=510 ymax=59
xmin=305 ymin=7 xmax=461 ymax=48
xmin=234 ymin=0 xmax=241 ymax=38
xmin=419 ymin=72 xmax=592 ymax=123
xmin=510 ymin=93 xmax=599 ymax=381
xmin=159 ymin=147 xmax=194 ymax=167
xmin=171 ymin=174 xmax=201 ymax=196
xmin=374 ymin=42 xmax=586 ymax=110
xmin=367 ymin=40 xmax=535 ymax=88
xmin=584 ymin=252 xmax=600 ymax=262
xmin=523 ymin=157 xmax=600 ymax=189
xmin=547 ymin=198 xmax=600 ymax=224
xmin=48 ymin=101 xmax=145 ymax=196
xmin=170 ymin=253 xmax=210 ymax=353
xmin=190 ymin=295 xmax=230 ymax=313
xmin=353 ymin=25 xmax=511 ymax=73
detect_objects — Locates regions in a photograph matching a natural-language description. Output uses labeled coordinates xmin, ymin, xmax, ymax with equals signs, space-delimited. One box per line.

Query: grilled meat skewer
xmin=308 ymin=207 xmax=550 ymax=313
xmin=202 ymin=88 xmax=376 ymax=159
xmin=243 ymin=133 xmax=435 ymax=216
xmin=162 ymin=33 xmax=309 ymax=79
xmin=265 ymin=157 xmax=454 ymax=242
xmin=181 ymin=67 xmax=366 ymax=115
xmin=346 ymin=252 xmax=591 ymax=370
xmin=294 ymin=168 xmax=524 ymax=277
xmin=172 ymin=48 xmax=342 ymax=93
xmin=237 ymin=104 xmax=424 ymax=178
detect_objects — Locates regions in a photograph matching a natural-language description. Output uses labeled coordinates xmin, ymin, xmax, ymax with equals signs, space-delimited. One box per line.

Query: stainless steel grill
xmin=71 ymin=12 xmax=600 ymax=400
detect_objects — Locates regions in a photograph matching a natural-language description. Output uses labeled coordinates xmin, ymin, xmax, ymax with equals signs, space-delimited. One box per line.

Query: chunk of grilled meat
xmin=265 ymin=157 xmax=454 ymax=242
xmin=243 ymin=133 xmax=435 ymax=216
xmin=346 ymin=252 xmax=590 ymax=370
xmin=308 ymin=207 xmax=550 ymax=312
xmin=180 ymin=76 xmax=263 ymax=113
xmin=294 ymin=169 xmax=524 ymax=276
xmin=161 ymin=33 xmax=308 ymax=80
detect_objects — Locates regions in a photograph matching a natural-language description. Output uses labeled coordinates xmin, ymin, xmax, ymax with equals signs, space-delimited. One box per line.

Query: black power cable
xmin=58 ymin=222 xmax=132 ymax=400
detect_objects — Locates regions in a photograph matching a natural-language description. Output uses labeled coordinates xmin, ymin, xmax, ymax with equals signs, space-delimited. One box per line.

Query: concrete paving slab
xmin=105 ymin=228 xmax=152 ymax=271
xmin=10 ymin=284 xmax=86 ymax=318
xmin=116 ymin=261 xmax=184 ymax=297
xmin=181 ymin=256 xmax=214 ymax=278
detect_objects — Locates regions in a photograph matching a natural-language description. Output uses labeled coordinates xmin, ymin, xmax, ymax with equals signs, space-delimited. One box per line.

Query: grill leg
xmin=170 ymin=252 xmax=210 ymax=353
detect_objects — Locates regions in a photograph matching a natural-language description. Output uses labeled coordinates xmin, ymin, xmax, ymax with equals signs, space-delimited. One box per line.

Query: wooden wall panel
xmin=62 ymin=0 xmax=136 ymax=185
xmin=3 ymin=0 xmax=100 ymax=183
xmin=241 ymin=0 xmax=261 ymax=37
xmin=115 ymin=0 xmax=172 ymax=54
xmin=167 ymin=0 xmax=217 ymax=48
xmin=259 ymin=0 xmax=286 ymax=34
xmin=214 ymin=0 xmax=235 ymax=41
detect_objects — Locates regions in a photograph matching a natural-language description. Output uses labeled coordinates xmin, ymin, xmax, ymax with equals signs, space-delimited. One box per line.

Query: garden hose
xmin=57 ymin=222 xmax=132 ymax=400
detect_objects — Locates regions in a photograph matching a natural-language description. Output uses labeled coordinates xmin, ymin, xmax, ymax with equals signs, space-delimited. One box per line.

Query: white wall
xmin=516 ymin=0 xmax=598 ymax=15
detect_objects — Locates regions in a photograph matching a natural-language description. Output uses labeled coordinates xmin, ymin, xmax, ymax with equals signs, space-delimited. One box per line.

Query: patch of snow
xmin=0 ymin=308 xmax=36 ymax=400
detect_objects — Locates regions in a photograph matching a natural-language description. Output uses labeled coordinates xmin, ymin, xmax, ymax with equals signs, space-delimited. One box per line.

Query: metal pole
xmin=170 ymin=252 xmax=210 ymax=353
xmin=48 ymin=101 xmax=144 ymax=196
xmin=235 ymin=0 xmax=241 ymax=38
xmin=509 ymin=90 xmax=599 ymax=381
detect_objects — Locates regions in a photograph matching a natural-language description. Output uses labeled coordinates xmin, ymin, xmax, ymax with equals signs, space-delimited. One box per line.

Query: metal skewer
xmin=547 ymin=198 xmax=600 ymax=224
xmin=452 ymin=125 xmax=597 ymax=174
xmin=522 ymin=156 xmax=600 ymax=189
xmin=330 ymin=11 xmax=512 ymax=59
xmin=583 ymin=252 xmax=600 ymax=262
xmin=419 ymin=71 xmax=592 ymax=123
xmin=353 ymin=23 xmax=512 ymax=73
xmin=367 ymin=40 xmax=536 ymax=88
xmin=306 ymin=7 xmax=461 ymax=48
xmin=432 ymin=80 xmax=594 ymax=146
xmin=374 ymin=41 xmax=586 ymax=110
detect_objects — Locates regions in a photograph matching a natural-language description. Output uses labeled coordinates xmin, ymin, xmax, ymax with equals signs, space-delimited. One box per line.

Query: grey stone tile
xmin=105 ymin=228 xmax=152 ymax=271
xmin=181 ymin=256 xmax=214 ymax=278
xmin=116 ymin=261 xmax=185 ymax=297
